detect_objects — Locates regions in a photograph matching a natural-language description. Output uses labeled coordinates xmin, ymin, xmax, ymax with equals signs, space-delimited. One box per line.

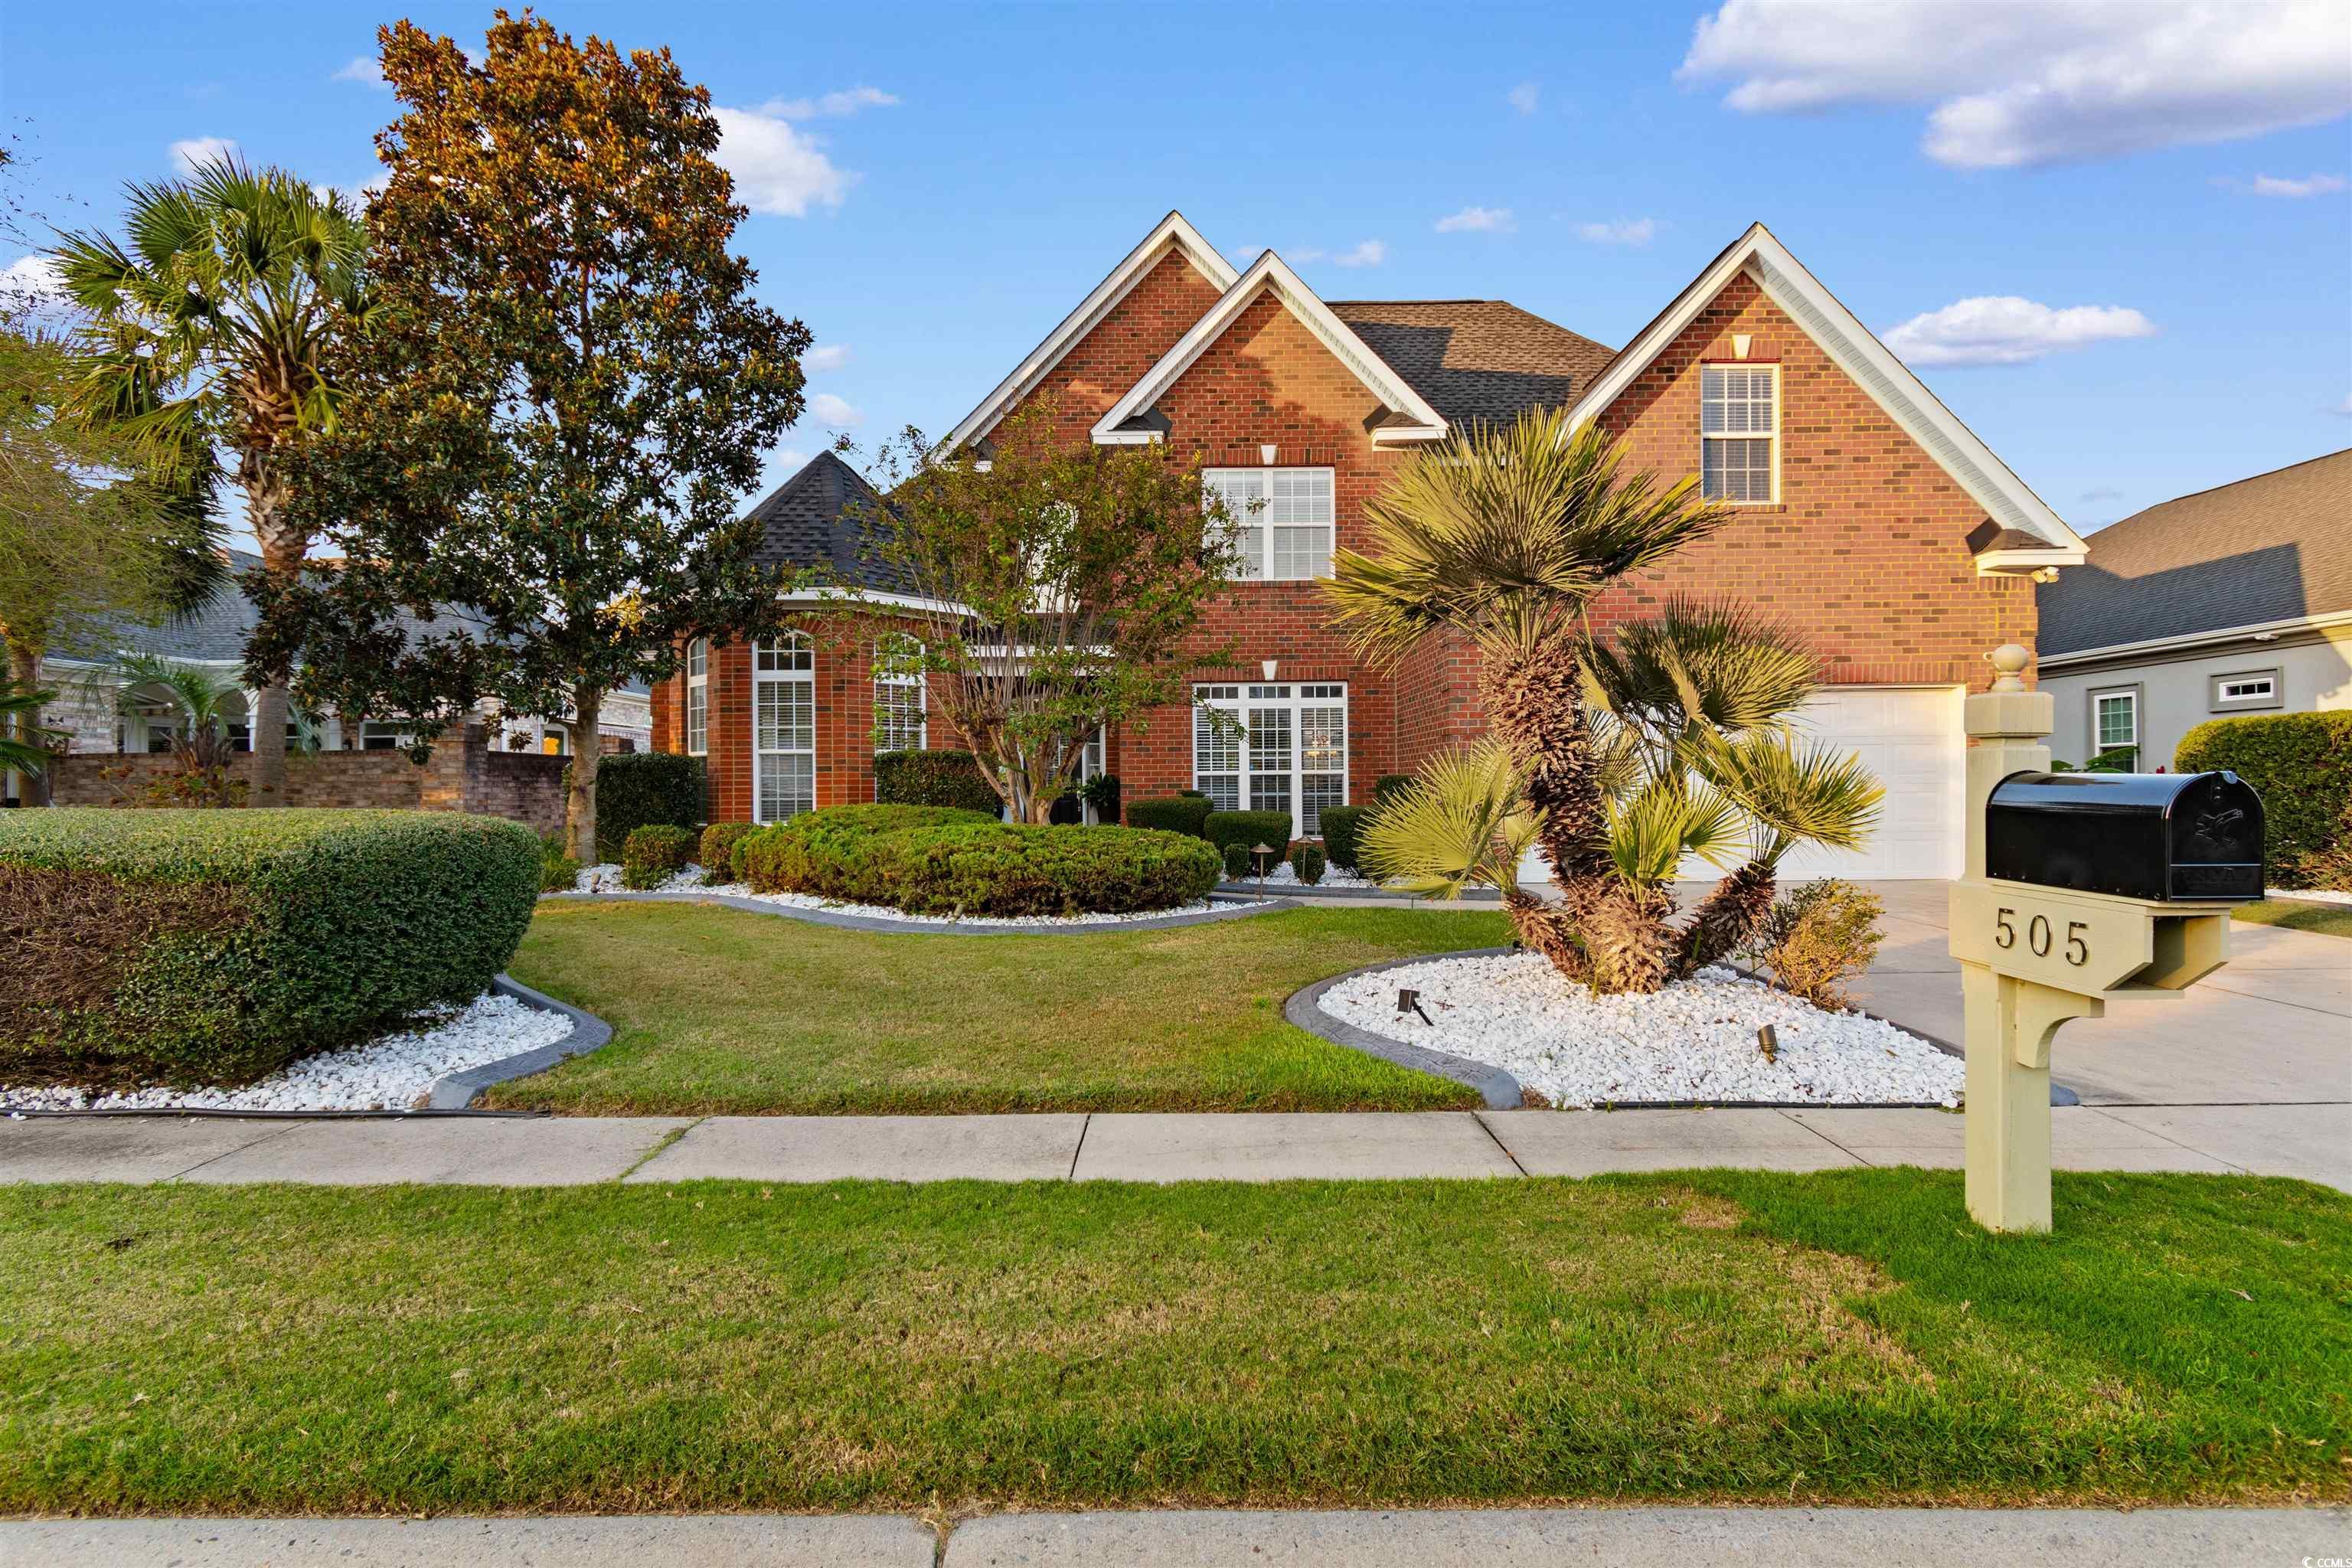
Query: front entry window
xmin=1194 ymin=682 xmax=1348 ymax=837
xmin=755 ymin=632 xmax=815 ymax=822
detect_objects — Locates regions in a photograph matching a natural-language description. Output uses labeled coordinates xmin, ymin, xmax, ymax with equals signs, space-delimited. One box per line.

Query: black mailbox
xmin=1985 ymin=770 xmax=2264 ymax=902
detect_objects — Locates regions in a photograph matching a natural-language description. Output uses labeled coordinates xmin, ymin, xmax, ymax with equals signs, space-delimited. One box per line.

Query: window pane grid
xmin=1193 ymin=682 xmax=1347 ymax=839
xmin=1700 ymin=366 xmax=1776 ymax=502
xmin=755 ymin=633 xmax=815 ymax=822
xmin=1204 ymin=468 xmax=1333 ymax=580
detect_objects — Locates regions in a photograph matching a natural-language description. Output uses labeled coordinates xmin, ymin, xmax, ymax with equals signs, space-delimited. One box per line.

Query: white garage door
xmin=1775 ymin=684 xmax=1963 ymax=881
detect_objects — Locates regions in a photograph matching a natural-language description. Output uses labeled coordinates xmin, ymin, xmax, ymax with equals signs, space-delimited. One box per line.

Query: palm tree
xmin=50 ymin=155 xmax=372 ymax=801
xmin=0 ymin=678 xmax=62 ymax=781
xmin=1325 ymin=410 xmax=1732 ymax=987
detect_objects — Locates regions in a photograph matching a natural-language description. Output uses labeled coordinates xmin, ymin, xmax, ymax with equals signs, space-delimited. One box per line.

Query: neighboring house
xmin=657 ymin=213 xmax=2088 ymax=879
xmin=2037 ymin=451 xmax=2351 ymax=770
xmin=40 ymin=549 xmax=654 ymax=758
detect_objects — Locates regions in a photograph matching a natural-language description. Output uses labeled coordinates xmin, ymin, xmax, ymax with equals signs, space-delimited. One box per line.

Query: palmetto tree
xmin=0 ymin=678 xmax=63 ymax=779
xmin=51 ymin=155 xmax=372 ymax=800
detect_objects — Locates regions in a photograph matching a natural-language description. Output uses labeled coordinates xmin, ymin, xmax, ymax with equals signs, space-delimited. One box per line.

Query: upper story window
xmin=684 ymin=637 xmax=708 ymax=756
xmin=1700 ymin=364 xmax=1778 ymax=504
xmin=1204 ymin=466 xmax=1334 ymax=581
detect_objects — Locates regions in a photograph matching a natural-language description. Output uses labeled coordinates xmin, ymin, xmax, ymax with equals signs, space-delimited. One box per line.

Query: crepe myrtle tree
xmin=844 ymin=398 xmax=1244 ymax=823
xmin=251 ymin=13 xmax=811 ymax=859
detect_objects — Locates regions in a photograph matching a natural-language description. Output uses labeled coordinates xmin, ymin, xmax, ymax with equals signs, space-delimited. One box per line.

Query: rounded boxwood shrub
xmin=622 ymin=823 xmax=695 ymax=890
xmin=737 ymin=805 xmax=996 ymax=897
xmin=1125 ymin=795 xmax=1213 ymax=838
xmin=1289 ymin=841 xmax=1326 ymax=885
xmin=697 ymin=822 xmax=760 ymax=885
xmin=1316 ymin=804 xmax=1368 ymax=871
xmin=874 ymin=748 xmax=1003 ymax=815
xmin=1373 ymin=773 xmax=1414 ymax=805
xmin=0 ymin=808 xmax=541 ymax=1089
xmin=1203 ymin=808 xmax=1294 ymax=859
xmin=2176 ymin=710 xmax=2352 ymax=879
xmin=589 ymin=751 xmax=706 ymax=861
xmin=1222 ymin=840 xmax=1256 ymax=879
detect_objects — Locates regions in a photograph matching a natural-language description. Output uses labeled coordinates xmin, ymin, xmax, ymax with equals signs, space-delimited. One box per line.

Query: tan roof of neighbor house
xmin=2036 ymin=449 xmax=2352 ymax=656
xmin=1327 ymin=300 xmax=1616 ymax=426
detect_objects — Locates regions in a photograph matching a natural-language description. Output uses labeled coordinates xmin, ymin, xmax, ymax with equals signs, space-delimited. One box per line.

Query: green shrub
xmin=537 ymin=833 xmax=582 ymax=893
xmin=1080 ymin=773 xmax=1122 ymax=824
xmin=697 ymin=822 xmax=760 ymax=886
xmin=1746 ymin=879 xmax=1884 ymax=1011
xmin=589 ymin=752 xmax=705 ymax=861
xmin=2175 ymin=710 xmax=2352 ymax=881
xmin=1374 ymin=774 xmax=1414 ymax=805
xmin=1178 ymin=789 xmax=1207 ymax=800
xmin=622 ymin=824 xmax=695 ymax=890
xmin=1288 ymin=841 xmax=1326 ymax=885
xmin=1317 ymin=804 xmax=1368 ymax=871
xmin=1222 ymin=841 xmax=1255 ymax=879
xmin=874 ymin=749 xmax=1002 ymax=815
xmin=1203 ymin=809 xmax=1294 ymax=859
xmin=737 ymin=805 xmax=1218 ymax=916
xmin=0 ymin=808 xmax=540 ymax=1087
xmin=1126 ymin=795 xmax=1213 ymax=838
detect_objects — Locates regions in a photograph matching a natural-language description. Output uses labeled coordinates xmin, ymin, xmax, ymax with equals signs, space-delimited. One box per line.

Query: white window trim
xmin=684 ymin=638 xmax=708 ymax=756
xmin=2090 ymin=685 xmax=2139 ymax=763
xmin=1700 ymin=361 xmax=1780 ymax=505
xmin=1203 ymin=466 xmax=1336 ymax=582
xmin=874 ymin=635 xmax=927 ymax=755
xmin=1192 ymin=681 xmax=1349 ymax=839
xmin=753 ymin=632 xmax=816 ymax=824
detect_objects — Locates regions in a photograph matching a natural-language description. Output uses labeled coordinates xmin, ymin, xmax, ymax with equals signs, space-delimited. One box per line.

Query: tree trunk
xmin=7 ymin=639 xmax=49 ymax=807
xmin=247 ymin=471 xmax=302 ymax=805
xmin=1674 ymin=858 xmax=1778 ymax=979
xmin=565 ymin=686 xmax=603 ymax=864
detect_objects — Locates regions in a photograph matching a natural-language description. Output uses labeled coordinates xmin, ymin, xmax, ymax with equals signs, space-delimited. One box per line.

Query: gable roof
xmin=943 ymin=211 xmax=1237 ymax=455
xmin=745 ymin=449 xmax=908 ymax=592
xmin=1570 ymin=222 xmax=2086 ymax=562
xmin=1326 ymin=300 xmax=1615 ymax=426
xmin=1091 ymin=250 xmax=1450 ymax=446
xmin=2035 ymin=449 xmax=2352 ymax=658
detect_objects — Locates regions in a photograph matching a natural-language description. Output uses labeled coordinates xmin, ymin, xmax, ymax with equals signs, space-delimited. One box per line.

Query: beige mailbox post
xmin=1951 ymin=645 xmax=2246 ymax=1233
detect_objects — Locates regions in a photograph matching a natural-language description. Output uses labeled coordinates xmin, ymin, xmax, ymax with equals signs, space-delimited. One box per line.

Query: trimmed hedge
xmin=2176 ymin=710 xmax=2352 ymax=877
xmin=1126 ymin=795 xmax=1213 ymax=838
xmin=590 ymin=752 xmax=705 ymax=861
xmin=874 ymin=749 xmax=1003 ymax=815
xmin=1289 ymin=841 xmax=1326 ymax=885
xmin=0 ymin=808 xmax=540 ymax=1087
xmin=1204 ymin=809 xmax=1295 ymax=859
xmin=697 ymin=822 xmax=760 ymax=886
xmin=622 ymin=824 xmax=694 ymax=890
xmin=1222 ymin=841 xmax=1256 ymax=879
xmin=737 ymin=803 xmax=1217 ymax=916
xmin=1317 ymin=804 xmax=1368 ymax=871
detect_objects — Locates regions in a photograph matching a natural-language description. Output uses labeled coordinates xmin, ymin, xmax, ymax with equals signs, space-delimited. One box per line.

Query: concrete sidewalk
xmin=5 ymin=1507 xmax=2341 ymax=1566
xmin=6 ymin=1102 xmax=2344 ymax=1187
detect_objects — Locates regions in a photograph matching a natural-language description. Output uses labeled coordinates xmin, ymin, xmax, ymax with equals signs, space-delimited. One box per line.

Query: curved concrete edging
xmin=425 ymin=976 xmax=616 ymax=1109
xmin=544 ymin=888 xmax=1296 ymax=936
xmin=1286 ymin=946 xmax=2074 ymax=1112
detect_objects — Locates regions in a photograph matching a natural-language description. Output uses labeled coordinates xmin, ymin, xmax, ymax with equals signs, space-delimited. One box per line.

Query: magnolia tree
xmin=253 ymin=15 xmax=810 ymax=858
xmin=848 ymin=399 xmax=1242 ymax=822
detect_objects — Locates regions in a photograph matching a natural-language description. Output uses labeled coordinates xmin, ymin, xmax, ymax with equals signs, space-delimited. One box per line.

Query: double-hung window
xmin=1203 ymin=466 xmax=1334 ymax=580
xmin=1700 ymin=364 xmax=1778 ymax=503
xmin=753 ymin=632 xmax=815 ymax=822
xmin=684 ymin=638 xmax=708 ymax=756
xmin=1194 ymin=682 xmax=1348 ymax=838
xmin=2092 ymin=688 xmax=2138 ymax=769
xmin=873 ymin=635 xmax=926 ymax=753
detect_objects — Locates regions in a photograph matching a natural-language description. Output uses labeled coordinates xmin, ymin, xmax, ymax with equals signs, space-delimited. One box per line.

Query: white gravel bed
xmin=696 ymin=881 xmax=1269 ymax=926
xmin=2265 ymin=886 xmax=2352 ymax=906
xmin=1319 ymin=951 xmax=1964 ymax=1109
xmin=570 ymin=861 xmax=705 ymax=894
xmin=1230 ymin=862 xmax=1390 ymax=891
xmin=0 ymin=992 xmax=575 ymax=1113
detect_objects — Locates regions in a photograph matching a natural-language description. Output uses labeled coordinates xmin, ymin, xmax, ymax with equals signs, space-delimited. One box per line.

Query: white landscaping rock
xmin=1234 ymin=862 xmax=1390 ymax=891
xmin=2265 ymin=886 xmax=2352 ymax=906
xmin=694 ymin=881 xmax=1270 ymax=927
xmin=1 ymin=992 xmax=575 ymax=1113
xmin=1319 ymin=951 xmax=1963 ymax=1109
xmin=571 ymin=861 xmax=704 ymax=894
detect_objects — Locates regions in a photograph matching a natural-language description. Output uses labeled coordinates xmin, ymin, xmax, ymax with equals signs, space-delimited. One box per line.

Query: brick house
xmin=655 ymin=213 xmax=2086 ymax=879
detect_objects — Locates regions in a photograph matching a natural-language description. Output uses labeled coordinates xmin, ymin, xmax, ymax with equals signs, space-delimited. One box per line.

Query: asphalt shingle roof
xmin=744 ymin=449 xmax=910 ymax=593
xmin=1328 ymin=300 xmax=1617 ymax=427
xmin=2036 ymin=449 xmax=2352 ymax=656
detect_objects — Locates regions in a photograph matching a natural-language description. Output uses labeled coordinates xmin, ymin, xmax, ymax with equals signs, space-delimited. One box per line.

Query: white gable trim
xmin=943 ymin=211 xmax=1238 ymax=455
xmin=1089 ymin=251 xmax=1449 ymax=446
xmin=1570 ymin=224 xmax=2086 ymax=560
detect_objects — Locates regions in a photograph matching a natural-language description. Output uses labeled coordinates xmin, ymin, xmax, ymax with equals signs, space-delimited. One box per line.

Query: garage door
xmin=1775 ymin=684 xmax=1963 ymax=881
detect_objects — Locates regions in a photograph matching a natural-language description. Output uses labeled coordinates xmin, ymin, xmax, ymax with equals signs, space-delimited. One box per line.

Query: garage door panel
xmin=1777 ymin=685 xmax=1962 ymax=881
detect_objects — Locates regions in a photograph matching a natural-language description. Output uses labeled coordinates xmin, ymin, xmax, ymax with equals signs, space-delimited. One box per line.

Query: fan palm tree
xmin=1325 ymin=409 xmax=1733 ymax=985
xmin=50 ymin=154 xmax=372 ymax=801
xmin=0 ymin=678 xmax=63 ymax=780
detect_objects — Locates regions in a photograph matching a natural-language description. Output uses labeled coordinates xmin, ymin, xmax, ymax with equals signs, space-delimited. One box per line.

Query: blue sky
xmin=4 ymin=1 xmax=2347 ymax=546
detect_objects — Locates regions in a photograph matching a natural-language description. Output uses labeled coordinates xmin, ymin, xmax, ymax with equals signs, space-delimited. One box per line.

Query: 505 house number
xmin=1994 ymin=906 xmax=2089 ymax=966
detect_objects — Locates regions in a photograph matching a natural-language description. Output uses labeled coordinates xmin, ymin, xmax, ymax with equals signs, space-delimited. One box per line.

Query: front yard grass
xmin=2235 ymin=897 xmax=2352 ymax=939
xmin=492 ymin=900 xmax=1509 ymax=1114
xmin=2 ymin=1169 xmax=2344 ymax=1514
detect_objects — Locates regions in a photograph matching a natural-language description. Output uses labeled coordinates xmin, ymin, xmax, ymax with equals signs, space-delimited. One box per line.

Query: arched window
xmin=753 ymin=632 xmax=815 ymax=822
xmin=684 ymin=638 xmax=708 ymax=756
xmin=873 ymin=634 xmax=926 ymax=754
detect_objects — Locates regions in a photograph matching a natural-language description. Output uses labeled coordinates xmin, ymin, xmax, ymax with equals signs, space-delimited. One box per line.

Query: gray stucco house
xmin=2037 ymin=450 xmax=2350 ymax=769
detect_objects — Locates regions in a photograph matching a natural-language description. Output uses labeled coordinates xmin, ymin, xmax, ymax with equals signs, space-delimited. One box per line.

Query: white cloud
xmin=1679 ymin=0 xmax=2352 ymax=169
xmin=332 ymin=55 xmax=388 ymax=90
xmin=2078 ymin=485 xmax=2125 ymax=504
xmin=1436 ymin=205 xmax=1515 ymax=234
xmin=2335 ymin=394 xmax=2352 ymax=416
xmin=1573 ymin=217 xmax=1658 ymax=246
xmin=1880 ymin=296 xmax=2157 ymax=367
xmin=809 ymin=392 xmax=863 ymax=427
xmin=711 ymin=106 xmax=854 ymax=216
xmin=1507 ymin=81 xmax=1539 ymax=115
xmin=169 ymin=136 xmax=240 ymax=175
xmin=2247 ymin=172 xmax=2348 ymax=197
xmin=758 ymin=86 xmax=899 ymax=119
xmin=0 ymin=254 xmax=64 ymax=302
xmin=804 ymin=344 xmax=851 ymax=372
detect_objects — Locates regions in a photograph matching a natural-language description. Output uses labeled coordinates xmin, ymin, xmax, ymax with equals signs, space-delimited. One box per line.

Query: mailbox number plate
xmin=1993 ymin=907 xmax=2089 ymax=967
xmin=1948 ymin=880 xmax=2164 ymax=994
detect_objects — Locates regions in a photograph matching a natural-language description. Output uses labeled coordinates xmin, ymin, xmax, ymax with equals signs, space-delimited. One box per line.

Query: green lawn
xmin=492 ymin=900 xmax=1507 ymax=1114
xmin=2 ymin=1171 xmax=2344 ymax=1514
xmin=2236 ymin=897 xmax=2352 ymax=939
